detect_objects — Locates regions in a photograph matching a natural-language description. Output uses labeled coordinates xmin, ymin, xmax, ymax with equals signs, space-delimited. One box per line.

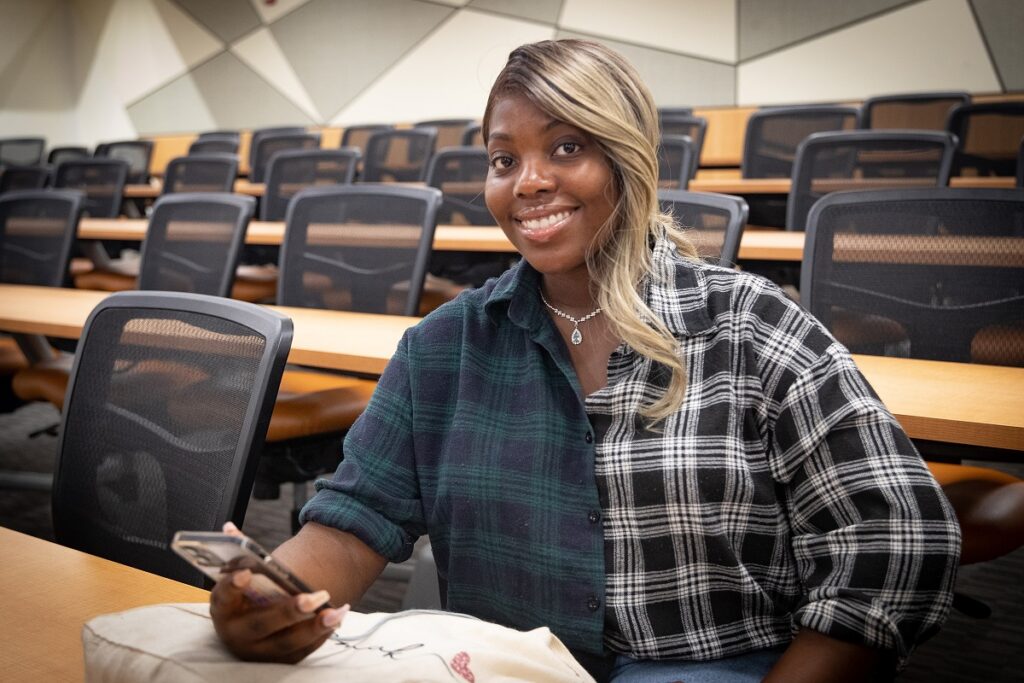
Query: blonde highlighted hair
xmin=483 ymin=39 xmax=698 ymax=423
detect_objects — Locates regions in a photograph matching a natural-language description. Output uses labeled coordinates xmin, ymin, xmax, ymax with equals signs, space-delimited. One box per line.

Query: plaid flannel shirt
xmin=302 ymin=235 xmax=959 ymax=669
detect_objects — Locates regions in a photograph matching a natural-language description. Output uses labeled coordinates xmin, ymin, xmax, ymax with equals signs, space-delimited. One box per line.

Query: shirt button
xmin=587 ymin=596 xmax=600 ymax=612
xmin=584 ymin=432 xmax=593 ymax=444
xmin=588 ymin=510 xmax=601 ymax=523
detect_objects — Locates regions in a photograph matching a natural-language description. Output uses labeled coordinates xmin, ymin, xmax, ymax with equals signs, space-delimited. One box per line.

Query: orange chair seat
xmin=0 ymin=337 xmax=27 ymax=375
xmin=265 ymin=369 xmax=376 ymax=442
xmin=927 ymin=461 xmax=1024 ymax=565
xmin=11 ymin=353 xmax=74 ymax=409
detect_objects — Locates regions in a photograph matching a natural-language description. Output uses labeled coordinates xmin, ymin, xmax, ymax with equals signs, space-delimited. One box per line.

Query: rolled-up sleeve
xmin=299 ymin=331 xmax=425 ymax=563
xmin=771 ymin=344 xmax=961 ymax=668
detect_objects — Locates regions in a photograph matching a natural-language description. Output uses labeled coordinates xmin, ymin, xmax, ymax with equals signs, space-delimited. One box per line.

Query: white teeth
xmin=521 ymin=211 xmax=571 ymax=230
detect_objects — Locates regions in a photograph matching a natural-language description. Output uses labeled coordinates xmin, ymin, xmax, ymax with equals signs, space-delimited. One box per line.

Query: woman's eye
xmin=555 ymin=142 xmax=580 ymax=155
xmin=490 ymin=155 xmax=514 ymax=170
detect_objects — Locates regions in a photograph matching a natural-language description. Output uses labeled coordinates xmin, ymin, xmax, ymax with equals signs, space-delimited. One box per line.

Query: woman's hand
xmin=209 ymin=566 xmax=349 ymax=663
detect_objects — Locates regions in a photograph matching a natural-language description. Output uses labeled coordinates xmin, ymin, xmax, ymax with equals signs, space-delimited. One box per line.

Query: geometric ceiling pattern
xmin=2 ymin=0 xmax=1018 ymax=144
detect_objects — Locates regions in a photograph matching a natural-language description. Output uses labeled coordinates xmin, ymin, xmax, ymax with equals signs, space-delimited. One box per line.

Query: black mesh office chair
xmin=162 ymin=154 xmax=238 ymax=195
xmin=261 ymin=148 xmax=360 ymax=221
xmin=787 ymin=130 xmax=956 ymax=231
xmin=0 ymin=189 xmax=83 ymax=286
xmin=51 ymin=290 xmax=291 ymax=585
xmin=658 ymin=190 xmax=748 ymax=268
xmin=0 ymin=166 xmax=50 ymax=194
xmin=946 ymin=102 xmax=1024 ymax=177
xmin=742 ymin=105 xmax=861 ymax=230
xmin=16 ymin=194 xmax=258 ymax=419
xmin=0 ymin=137 xmax=46 ymax=166
xmin=94 ymin=140 xmax=154 ymax=184
xmin=860 ymin=91 xmax=970 ymax=130
xmin=340 ymin=124 xmax=394 ymax=154
xmin=188 ymin=137 xmax=239 ymax=156
xmin=249 ymin=132 xmax=320 ymax=184
xmin=258 ymin=184 xmax=442 ymax=531
xmin=415 ymin=119 xmax=476 ymax=151
xmin=247 ymin=126 xmax=305 ymax=172
xmin=362 ymin=128 xmax=437 ymax=182
xmin=47 ymin=146 xmax=90 ymax=167
xmin=658 ymin=106 xmax=693 ymax=118
xmin=53 ymin=158 xmax=129 ymax=218
xmin=0 ymin=190 xmax=84 ymax=416
xmin=198 ymin=130 xmax=240 ymax=142
xmin=801 ymin=188 xmax=1024 ymax=598
xmin=425 ymin=147 xmax=509 ymax=291
xmin=657 ymin=135 xmax=697 ymax=191
xmin=461 ymin=123 xmax=483 ymax=147
xmin=658 ymin=114 xmax=706 ymax=178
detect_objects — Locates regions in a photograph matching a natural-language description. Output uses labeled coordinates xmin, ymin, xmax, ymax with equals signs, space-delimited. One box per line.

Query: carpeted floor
xmin=1 ymin=401 xmax=1021 ymax=680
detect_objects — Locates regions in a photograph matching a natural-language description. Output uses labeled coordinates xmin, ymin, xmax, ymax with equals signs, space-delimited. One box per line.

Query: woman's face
xmin=484 ymin=93 xmax=618 ymax=282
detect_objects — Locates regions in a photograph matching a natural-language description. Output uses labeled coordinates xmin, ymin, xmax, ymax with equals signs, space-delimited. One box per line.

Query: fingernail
xmin=322 ymin=606 xmax=346 ymax=628
xmin=298 ymin=590 xmax=331 ymax=613
xmin=223 ymin=521 xmax=239 ymax=534
xmin=231 ymin=569 xmax=251 ymax=587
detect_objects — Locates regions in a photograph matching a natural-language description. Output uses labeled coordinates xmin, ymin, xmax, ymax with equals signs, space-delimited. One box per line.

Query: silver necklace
xmin=539 ymin=291 xmax=602 ymax=345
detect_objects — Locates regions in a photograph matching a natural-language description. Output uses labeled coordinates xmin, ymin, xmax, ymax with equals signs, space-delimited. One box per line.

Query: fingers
xmin=222 ymin=521 xmax=244 ymax=537
xmin=211 ymin=575 xmax=346 ymax=662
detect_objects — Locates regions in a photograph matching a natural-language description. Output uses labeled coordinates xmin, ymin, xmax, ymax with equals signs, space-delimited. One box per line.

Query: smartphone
xmin=172 ymin=530 xmax=317 ymax=606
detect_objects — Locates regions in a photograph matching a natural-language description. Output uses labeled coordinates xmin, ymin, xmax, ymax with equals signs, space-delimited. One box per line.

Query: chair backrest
xmin=657 ymin=135 xmax=696 ymax=191
xmin=47 ymin=146 xmax=90 ymax=166
xmin=188 ymin=137 xmax=239 ymax=156
xmin=424 ymin=146 xmax=492 ymax=226
xmin=742 ymin=105 xmax=860 ymax=179
xmin=1018 ymin=136 xmax=1023 ymax=188
xmin=261 ymin=148 xmax=360 ymax=221
xmin=658 ymin=189 xmax=748 ymax=268
xmin=162 ymin=154 xmax=238 ymax=195
xmin=249 ymin=132 xmax=320 ymax=183
xmin=197 ymin=130 xmax=240 ymax=143
xmin=247 ymin=126 xmax=305 ymax=172
xmin=801 ymin=188 xmax=1024 ymax=365
xmin=94 ymin=140 xmax=154 ymax=184
xmin=414 ymin=119 xmax=476 ymax=151
xmin=0 ymin=189 xmax=83 ymax=286
xmin=362 ymin=128 xmax=438 ymax=183
xmin=278 ymin=184 xmax=442 ymax=315
xmin=946 ymin=102 xmax=1024 ymax=177
xmin=0 ymin=137 xmax=46 ymax=165
xmin=461 ymin=123 xmax=484 ymax=147
xmin=137 ymin=193 xmax=255 ymax=296
xmin=0 ymin=166 xmax=50 ymax=194
xmin=658 ymin=107 xmax=693 ymax=118
xmin=658 ymin=114 xmax=706 ymax=177
xmin=340 ymin=124 xmax=394 ymax=154
xmin=860 ymin=91 xmax=970 ymax=130
xmin=53 ymin=158 xmax=130 ymax=218
xmin=52 ymin=290 xmax=292 ymax=586
xmin=787 ymin=130 xmax=956 ymax=231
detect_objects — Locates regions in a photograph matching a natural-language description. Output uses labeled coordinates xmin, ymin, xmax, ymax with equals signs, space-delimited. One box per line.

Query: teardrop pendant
xmin=571 ymin=327 xmax=583 ymax=345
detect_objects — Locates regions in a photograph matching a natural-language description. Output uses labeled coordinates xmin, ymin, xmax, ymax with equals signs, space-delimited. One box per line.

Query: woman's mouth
xmin=516 ymin=209 xmax=575 ymax=240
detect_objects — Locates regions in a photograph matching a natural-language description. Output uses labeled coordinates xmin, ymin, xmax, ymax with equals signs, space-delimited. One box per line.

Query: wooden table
xmin=687 ymin=176 xmax=1017 ymax=195
xmin=0 ymin=526 xmax=208 ymax=682
xmin=78 ymin=217 xmax=808 ymax=261
xmin=1 ymin=284 xmax=1021 ymax=454
xmin=125 ymin=178 xmax=265 ymax=199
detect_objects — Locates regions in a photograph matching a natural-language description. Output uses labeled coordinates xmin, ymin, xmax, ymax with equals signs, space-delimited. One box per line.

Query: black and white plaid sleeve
xmin=760 ymin=293 xmax=961 ymax=668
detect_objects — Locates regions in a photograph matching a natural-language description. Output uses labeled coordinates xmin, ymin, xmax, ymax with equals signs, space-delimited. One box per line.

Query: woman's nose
xmin=514 ymin=157 xmax=555 ymax=197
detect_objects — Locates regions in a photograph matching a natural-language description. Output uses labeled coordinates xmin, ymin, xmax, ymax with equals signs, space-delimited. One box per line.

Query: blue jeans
xmin=609 ymin=645 xmax=787 ymax=683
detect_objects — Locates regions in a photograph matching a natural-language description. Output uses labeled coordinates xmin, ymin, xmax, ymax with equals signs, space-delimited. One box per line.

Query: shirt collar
xmin=484 ymin=233 xmax=715 ymax=338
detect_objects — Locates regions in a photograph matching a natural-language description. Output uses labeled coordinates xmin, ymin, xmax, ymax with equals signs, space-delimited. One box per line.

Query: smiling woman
xmin=209 ymin=39 xmax=961 ymax=683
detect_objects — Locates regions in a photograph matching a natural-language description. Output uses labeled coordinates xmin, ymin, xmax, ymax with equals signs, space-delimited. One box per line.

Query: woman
xmin=211 ymin=40 xmax=960 ymax=682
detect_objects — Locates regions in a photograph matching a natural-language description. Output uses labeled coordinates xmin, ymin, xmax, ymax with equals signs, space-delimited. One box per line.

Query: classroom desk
xmin=1 ymin=284 xmax=1021 ymax=455
xmin=77 ymin=217 xmax=808 ymax=261
xmin=687 ymin=176 xmax=1017 ymax=195
xmin=0 ymin=526 xmax=208 ymax=682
